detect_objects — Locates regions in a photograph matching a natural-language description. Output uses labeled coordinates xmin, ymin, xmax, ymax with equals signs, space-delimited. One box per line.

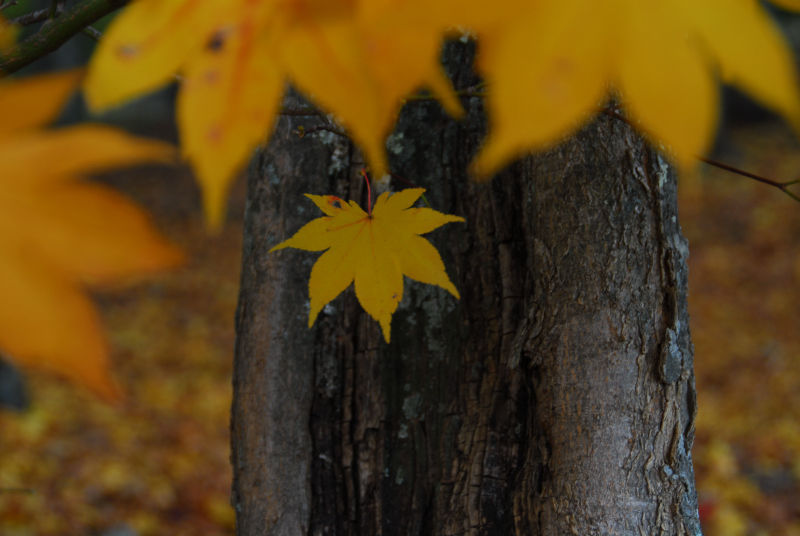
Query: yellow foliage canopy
xmin=80 ymin=0 xmax=800 ymax=343
xmin=269 ymin=189 xmax=463 ymax=342
xmin=85 ymin=0 xmax=800 ymax=220
xmin=471 ymin=0 xmax=800 ymax=175
xmin=85 ymin=0 xmax=461 ymax=229
xmin=0 ymin=71 xmax=183 ymax=400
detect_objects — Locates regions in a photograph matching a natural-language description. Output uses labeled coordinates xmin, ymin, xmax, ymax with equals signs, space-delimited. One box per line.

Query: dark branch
xmin=81 ymin=25 xmax=102 ymax=41
xmin=0 ymin=0 xmax=129 ymax=76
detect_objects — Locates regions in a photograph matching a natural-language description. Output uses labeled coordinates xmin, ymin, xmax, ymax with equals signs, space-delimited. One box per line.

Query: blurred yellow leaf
xmin=84 ymin=0 xmax=800 ymax=202
xmin=269 ymin=188 xmax=463 ymax=342
xmin=83 ymin=0 xmax=228 ymax=108
xmin=85 ymin=0 xmax=460 ymax=230
xmin=0 ymin=71 xmax=183 ymax=401
xmin=471 ymin=0 xmax=800 ymax=176
xmin=0 ymin=70 xmax=83 ymax=134
xmin=280 ymin=13 xmax=463 ymax=179
xmin=177 ymin=8 xmax=284 ymax=229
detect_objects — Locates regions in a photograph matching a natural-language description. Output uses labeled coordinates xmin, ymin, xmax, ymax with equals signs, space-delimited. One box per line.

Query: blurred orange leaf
xmin=85 ymin=0 xmax=800 ymax=210
xmin=84 ymin=0 xmax=460 ymax=230
xmin=0 ymin=71 xmax=183 ymax=401
xmin=471 ymin=0 xmax=800 ymax=176
xmin=269 ymin=188 xmax=463 ymax=343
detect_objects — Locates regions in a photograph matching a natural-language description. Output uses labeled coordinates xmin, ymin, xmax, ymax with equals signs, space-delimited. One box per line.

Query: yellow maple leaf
xmin=85 ymin=0 xmax=461 ymax=230
xmin=470 ymin=0 xmax=800 ymax=176
xmin=269 ymin=188 xmax=463 ymax=343
xmin=0 ymin=71 xmax=183 ymax=401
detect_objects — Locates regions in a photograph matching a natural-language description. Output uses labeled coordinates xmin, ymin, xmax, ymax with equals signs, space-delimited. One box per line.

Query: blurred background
xmin=0 ymin=1 xmax=799 ymax=535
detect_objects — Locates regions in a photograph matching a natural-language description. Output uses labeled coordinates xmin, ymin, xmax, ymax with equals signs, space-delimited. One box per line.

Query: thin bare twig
xmin=11 ymin=7 xmax=51 ymax=25
xmin=695 ymin=156 xmax=800 ymax=203
xmin=0 ymin=0 xmax=19 ymax=11
xmin=81 ymin=24 xmax=101 ymax=41
xmin=600 ymin=106 xmax=800 ymax=203
xmin=387 ymin=172 xmax=433 ymax=206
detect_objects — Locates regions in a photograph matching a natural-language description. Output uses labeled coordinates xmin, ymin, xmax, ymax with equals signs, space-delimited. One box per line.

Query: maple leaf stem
xmin=361 ymin=168 xmax=373 ymax=215
xmin=0 ymin=0 xmax=129 ymax=76
xmin=11 ymin=7 xmax=53 ymax=26
xmin=81 ymin=25 xmax=102 ymax=42
xmin=388 ymin=171 xmax=418 ymax=189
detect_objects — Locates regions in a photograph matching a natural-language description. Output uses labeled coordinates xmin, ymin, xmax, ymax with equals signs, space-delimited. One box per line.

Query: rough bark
xmin=231 ymin=44 xmax=701 ymax=536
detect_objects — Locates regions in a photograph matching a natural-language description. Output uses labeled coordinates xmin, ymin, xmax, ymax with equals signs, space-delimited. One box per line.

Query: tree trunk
xmin=231 ymin=43 xmax=702 ymax=536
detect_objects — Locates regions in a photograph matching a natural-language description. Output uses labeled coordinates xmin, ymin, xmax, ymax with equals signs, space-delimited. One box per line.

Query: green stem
xmin=0 ymin=0 xmax=129 ymax=76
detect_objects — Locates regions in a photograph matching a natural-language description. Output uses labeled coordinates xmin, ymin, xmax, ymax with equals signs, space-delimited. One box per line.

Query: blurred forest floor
xmin=0 ymin=118 xmax=799 ymax=535
xmin=686 ymin=120 xmax=800 ymax=536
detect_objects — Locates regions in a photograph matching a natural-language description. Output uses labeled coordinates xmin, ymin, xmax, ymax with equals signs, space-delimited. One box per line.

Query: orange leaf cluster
xmin=85 ymin=0 xmax=800 ymax=228
xmin=468 ymin=0 xmax=800 ymax=174
xmin=85 ymin=0 xmax=463 ymax=229
xmin=0 ymin=71 xmax=183 ymax=400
